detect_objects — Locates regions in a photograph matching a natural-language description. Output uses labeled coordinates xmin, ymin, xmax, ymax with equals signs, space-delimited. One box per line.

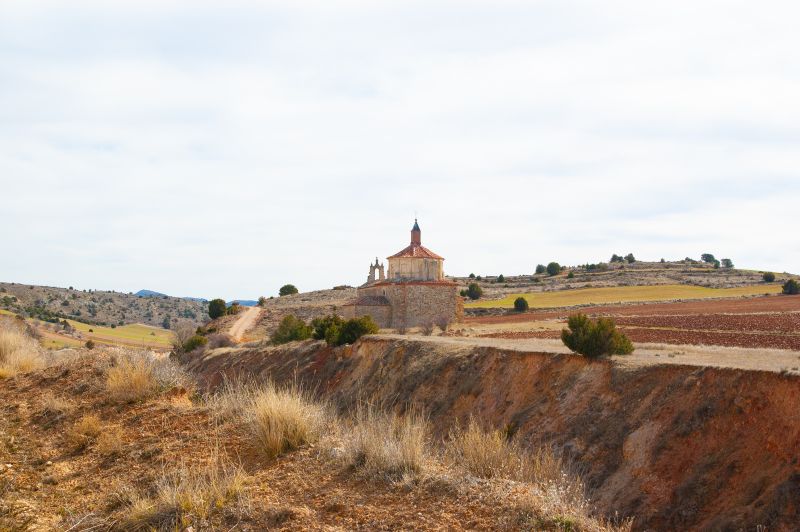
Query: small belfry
xmin=343 ymin=219 xmax=463 ymax=329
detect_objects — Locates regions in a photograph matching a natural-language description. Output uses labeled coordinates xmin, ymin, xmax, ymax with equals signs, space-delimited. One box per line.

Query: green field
xmin=465 ymin=284 xmax=783 ymax=309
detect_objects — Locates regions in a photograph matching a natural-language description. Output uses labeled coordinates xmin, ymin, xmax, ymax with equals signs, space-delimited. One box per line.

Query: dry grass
xmin=66 ymin=414 xmax=103 ymax=450
xmin=339 ymin=407 xmax=428 ymax=480
xmin=105 ymin=350 xmax=193 ymax=403
xmin=0 ymin=319 xmax=44 ymax=377
xmin=97 ymin=425 xmax=125 ymax=456
xmin=119 ymin=456 xmax=248 ymax=530
xmin=40 ymin=392 xmax=75 ymax=420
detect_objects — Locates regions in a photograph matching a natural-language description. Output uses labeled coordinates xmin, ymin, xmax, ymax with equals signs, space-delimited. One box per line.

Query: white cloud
xmin=1 ymin=1 xmax=798 ymax=298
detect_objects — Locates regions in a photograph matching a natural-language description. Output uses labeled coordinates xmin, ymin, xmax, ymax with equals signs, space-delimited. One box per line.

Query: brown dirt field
xmin=467 ymin=295 xmax=800 ymax=351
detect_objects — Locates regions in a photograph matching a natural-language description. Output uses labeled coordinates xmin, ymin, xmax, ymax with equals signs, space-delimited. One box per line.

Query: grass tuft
xmin=66 ymin=414 xmax=103 ymax=450
xmin=0 ymin=319 xmax=44 ymax=377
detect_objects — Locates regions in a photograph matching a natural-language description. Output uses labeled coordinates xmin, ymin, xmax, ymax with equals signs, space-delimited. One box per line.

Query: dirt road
xmin=228 ymin=305 xmax=261 ymax=342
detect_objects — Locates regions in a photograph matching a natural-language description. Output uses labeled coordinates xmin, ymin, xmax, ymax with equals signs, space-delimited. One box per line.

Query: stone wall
xmin=356 ymin=281 xmax=462 ymax=328
xmin=341 ymin=303 xmax=391 ymax=326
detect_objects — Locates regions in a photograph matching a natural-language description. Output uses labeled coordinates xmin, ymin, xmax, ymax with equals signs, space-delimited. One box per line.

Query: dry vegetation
xmin=0 ymin=318 xmax=45 ymax=377
xmin=0 ymin=326 xmax=631 ymax=530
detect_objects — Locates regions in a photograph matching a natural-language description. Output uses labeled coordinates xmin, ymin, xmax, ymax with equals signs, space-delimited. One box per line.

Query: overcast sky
xmin=2 ymin=1 xmax=798 ymax=300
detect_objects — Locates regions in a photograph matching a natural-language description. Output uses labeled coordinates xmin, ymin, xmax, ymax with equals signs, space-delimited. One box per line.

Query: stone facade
xmin=342 ymin=220 xmax=463 ymax=329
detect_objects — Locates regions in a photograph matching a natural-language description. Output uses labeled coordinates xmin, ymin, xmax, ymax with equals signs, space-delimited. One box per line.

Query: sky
xmin=2 ymin=0 xmax=799 ymax=300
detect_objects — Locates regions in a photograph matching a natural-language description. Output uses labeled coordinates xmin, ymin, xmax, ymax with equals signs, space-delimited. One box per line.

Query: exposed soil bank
xmin=185 ymin=337 xmax=800 ymax=531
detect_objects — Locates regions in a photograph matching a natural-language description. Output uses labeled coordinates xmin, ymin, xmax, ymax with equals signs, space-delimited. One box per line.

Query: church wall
xmin=387 ymin=258 xmax=443 ymax=281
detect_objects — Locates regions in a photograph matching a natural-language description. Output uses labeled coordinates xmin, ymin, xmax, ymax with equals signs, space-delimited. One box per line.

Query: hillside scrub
xmin=763 ymin=272 xmax=776 ymax=282
xmin=466 ymin=282 xmax=483 ymax=300
xmin=0 ymin=318 xmax=44 ymax=378
xmin=782 ymin=279 xmax=799 ymax=295
xmin=561 ymin=314 xmax=634 ymax=358
xmin=514 ymin=297 xmax=529 ymax=312
xmin=279 ymin=284 xmax=299 ymax=296
xmin=105 ymin=350 xmax=193 ymax=403
xmin=270 ymin=315 xmax=312 ymax=344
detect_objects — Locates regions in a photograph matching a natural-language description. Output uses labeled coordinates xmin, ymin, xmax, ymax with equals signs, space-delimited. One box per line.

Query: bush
xmin=513 ymin=297 xmax=529 ymax=312
xmin=535 ymin=264 xmax=546 ymax=274
xmin=561 ymin=313 xmax=634 ymax=358
xmin=468 ymin=273 xmax=476 ymax=279
xmin=226 ymin=303 xmax=242 ymax=315
xmin=783 ymin=279 xmax=799 ymax=295
xmin=721 ymin=258 xmax=734 ymax=268
xmin=701 ymin=253 xmax=716 ymax=264
xmin=279 ymin=284 xmax=299 ymax=297
xmin=206 ymin=333 xmax=234 ymax=349
xmin=271 ymin=315 xmax=312 ymax=345
xmin=567 ymin=271 xmax=575 ymax=279
xmin=610 ymin=254 xmax=624 ymax=263
xmin=763 ymin=272 xmax=776 ymax=282
xmin=257 ymin=296 xmax=268 ymax=307
xmin=66 ymin=414 xmax=103 ymax=450
xmin=85 ymin=339 xmax=95 ymax=350
xmin=183 ymin=335 xmax=208 ymax=352
xmin=459 ymin=289 xmax=468 ymax=297
xmin=311 ymin=314 xmax=344 ymax=342
xmin=496 ymin=274 xmax=505 ymax=283
xmin=334 ymin=316 xmax=379 ymax=346
xmin=546 ymin=262 xmax=561 ymax=276
xmin=208 ymin=299 xmax=226 ymax=320
xmin=466 ymin=283 xmax=483 ymax=300
xmin=624 ymin=253 xmax=636 ymax=264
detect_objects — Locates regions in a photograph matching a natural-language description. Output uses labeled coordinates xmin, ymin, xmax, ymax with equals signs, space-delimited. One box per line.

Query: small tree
xmin=624 ymin=253 xmax=636 ymax=264
xmin=311 ymin=314 xmax=344 ymax=342
xmin=561 ymin=313 xmax=634 ymax=358
xmin=701 ymin=253 xmax=716 ymax=264
xmin=271 ymin=315 xmax=312 ymax=344
xmin=468 ymin=273 xmax=476 ymax=279
xmin=496 ymin=274 xmax=505 ymax=283
xmin=535 ymin=264 xmax=546 ymax=274
xmin=610 ymin=254 xmax=624 ymax=263
xmin=334 ymin=315 xmax=379 ymax=346
xmin=763 ymin=272 xmax=776 ymax=283
xmin=546 ymin=262 xmax=561 ymax=276
xmin=208 ymin=299 xmax=226 ymax=319
xmin=721 ymin=258 xmax=734 ymax=268
xmin=161 ymin=316 xmax=171 ymax=329
xmin=782 ymin=279 xmax=799 ymax=295
xmin=567 ymin=271 xmax=575 ymax=279
xmin=513 ymin=297 xmax=529 ymax=312
xmin=279 ymin=284 xmax=299 ymax=297
xmin=466 ymin=283 xmax=483 ymax=300
xmin=713 ymin=260 xmax=720 ymax=269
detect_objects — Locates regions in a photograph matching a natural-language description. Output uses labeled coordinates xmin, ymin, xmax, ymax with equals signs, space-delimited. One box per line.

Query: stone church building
xmin=343 ymin=220 xmax=463 ymax=328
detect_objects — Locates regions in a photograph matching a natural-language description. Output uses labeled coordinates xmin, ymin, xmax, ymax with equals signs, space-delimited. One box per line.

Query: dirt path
xmin=229 ymin=306 xmax=262 ymax=342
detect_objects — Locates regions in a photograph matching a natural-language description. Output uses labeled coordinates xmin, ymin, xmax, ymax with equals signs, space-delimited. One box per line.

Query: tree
xmin=561 ymin=313 xmax=634 ymax=358
xmin=257 ymin=296 xmax=268 ymax=307
xmin=161 ymin=315 xmax=171 ymax=329
xmin=334 ymin=315 xmax=379 ymax=346
xmin=468 ymin=273 xmax=476 ymax=279
xmin=466 ymin=283 xmax=483 ymax=300
xmin=311 ymin=314 xmax=345 ymax=342
xmin=610 ymin=254 xmax=624 ymax=263
xmin=713 ymin=260 xmax=720 ymax=269
xmin=279 ymin=284 xmax=299 ymax=297
xmin=497 ymin=274 xmax=505 ymax=283
xmin=721 ymin=258 xmax=734 ymax=268
xmin=701 ymin=253 xmax=716 ymax=264
xmin=782 ymin=279 xmax=799 ymax=295
xmin=513 ymin=297 xmax=529 ymax=312
xmin=208 ymin=299 xmax=226 ymax=319
xmin=271 ymin=315 xmax=312 ymax=344
xmin=546 ymin=262 xmax=561 ymax=276
xmin=624 ymin=253 xmax=636 ymax=264
xmin=535 ymin=264 xmax=546 ymax=274
xmin=763 ymin=272 xmax=776 ymax=282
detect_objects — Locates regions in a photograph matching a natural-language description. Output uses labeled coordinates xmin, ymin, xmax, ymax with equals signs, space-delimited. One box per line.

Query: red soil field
xmin=472 ymin=295 xmax=800 ymax=350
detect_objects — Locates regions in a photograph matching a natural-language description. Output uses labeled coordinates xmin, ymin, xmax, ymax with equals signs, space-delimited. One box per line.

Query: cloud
xmin=1 ymin=1 xmax=798 ymax=298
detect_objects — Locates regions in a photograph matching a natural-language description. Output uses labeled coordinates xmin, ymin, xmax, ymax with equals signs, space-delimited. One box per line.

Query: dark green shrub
xmin=624 ymin=253 xmax=636 ymax=264
xmin=513 ymin=297 xmax=529 ymax=312
xmin=279 ymin=284 xmax=299 ymax=297
xmin=567 ymin=272 xmax=575 ymax=279
xmin=496 ymin=274 xmax=505 ymax=283
xmin=561 ymin=313 xmax=634 ymax=358
xmin=783 ymin=279 xmax=799 ymax=295
xmin=183 ymin=334 xmax=208 ymax=352
xmin=610 ymin=254 xmax=624 ymax=263
xmin=85 ymin=340 xmax=95 ymax=350
xmin=208 ymin=299 xmax=226 ymax=319
xmin=713 ymin=260 xmax=720 ymax=269
xmin=271 ymin=315 xmax=312 ymax=345
xmin=311 ymin=314 xmax=344 ymax=342
xmin=466 ymin=283 xmax=483 ymax=300
xmin=468 ymin=273 xmax=476 ymax=279
xmin=459 ymin=289 xmax=468 ymax=297
xmin=535 ymin=264 xmax=546 ymax=274
xmin=701 ymin=253 xmax=716 ymax=264
xmin=334 ymin=315 xmax=379 ymax=346
xmin=546 ymin=262 xmax=561 ymax=276
xmin=721 ymin=258 xmax=734 ymax=268
xmin=763 ymin=272 xmax=776 ymax=282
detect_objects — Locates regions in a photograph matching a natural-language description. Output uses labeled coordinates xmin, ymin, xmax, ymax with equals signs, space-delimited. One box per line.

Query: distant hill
xmin=1 ymin=283 xmax=208 ymax=329
xmin=228 ymin=300 xmax=258 ymax=307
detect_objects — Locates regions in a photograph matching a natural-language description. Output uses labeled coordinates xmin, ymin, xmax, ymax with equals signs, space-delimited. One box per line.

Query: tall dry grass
xmin=339 ymin=407 xmax=428 ymax=479
xmin=0 ymin=319 xmax=44 ymax=378
xmin=105 ymin=350 xmax=194 ymax=403
xmin=209 ymin=381 xmax=328 ymax=459
xmin=120 ymin=454 xmax=248 ymax=530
